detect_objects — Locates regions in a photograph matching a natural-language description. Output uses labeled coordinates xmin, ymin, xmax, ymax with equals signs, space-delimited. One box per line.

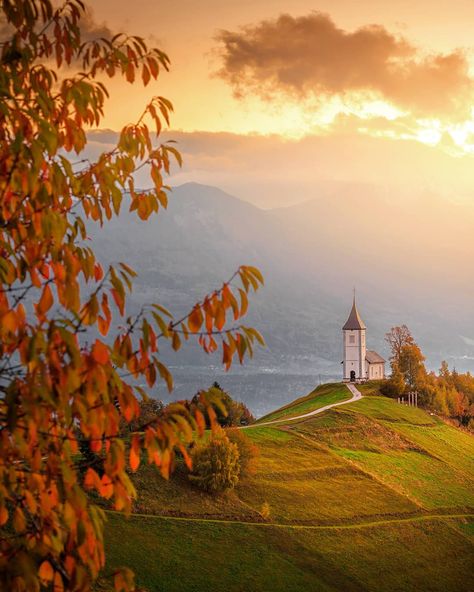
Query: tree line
xmin=382 ymin=325 xmax=474 ymax=428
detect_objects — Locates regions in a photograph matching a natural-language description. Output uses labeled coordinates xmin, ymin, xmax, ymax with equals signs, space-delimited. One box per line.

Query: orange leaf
xmin=36 ymin=284 xmax=53 ymax=318
xmin=98 ymin=315 xmax=109 ymax=336
xmin=0 ymin=505 xmax=8 ymax=526
xmin=130 ymin=436 xmax=140 ymax=472
xmin=39 ymin=561 xmax=54 ymax=583
xmin=222 ymin=341 xmax=232 ymax=370
xmin=53 ymin=571 xmax=64 ymax=592
xmin=130 ymin=447 xmax=140 ymax=471
xmin=142 ymin=64 xmax=150 ymax=86
xmin=94 ymin=263 xmax=104 ymax=281
xmin=99 ymin=475 xmax=114 ymax=499
xmin=111 ymin=288 xmax=125 ymax=315
xmin=1 ymin=311 xmax=16 ymax=333
xmin=188 ymin=305 xmax=203 ymax=333
xmin=215 ymin=303 xmax=225 ymax=331
xmin=92 ymin=340 xmax=110 ymax=364
xmin=84 ymin=468 xmax=100 ymax=490
xmin=171 ymin=331 xmax=181 ymax=351
xmin=195 ymin=409 xmax=205 ymax=435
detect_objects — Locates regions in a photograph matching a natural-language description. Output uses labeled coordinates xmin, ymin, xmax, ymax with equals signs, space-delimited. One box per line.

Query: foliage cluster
xmin=189 ymin=428 xmax=240 ymax=494
xmin=190 ymin=382 xmax=254 ymax=427
xmin=189 ymin=426 xmax=258 ymax=494
xmin=0 ymin=2 xmax=264 ymax=591
xmin=382 ymin=326 xmax=474 ymax=427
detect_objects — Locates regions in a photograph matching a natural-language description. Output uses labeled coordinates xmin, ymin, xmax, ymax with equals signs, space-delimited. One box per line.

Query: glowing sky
xmin=76 ymin=1 xmax=474 ymax=209
xmin=90 ymin=1 xmax=474 ymax=150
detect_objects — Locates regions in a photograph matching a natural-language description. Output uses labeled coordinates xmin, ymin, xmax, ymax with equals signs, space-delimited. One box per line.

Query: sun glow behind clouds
xmin=220 ymin=93 xmax=407 ymax=139
xmin=223 ymin=90 xmax=474 ymax=157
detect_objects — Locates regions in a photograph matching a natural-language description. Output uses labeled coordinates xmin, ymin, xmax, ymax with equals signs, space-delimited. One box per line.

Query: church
xmin=342 ymin=296 xmax=385 ymax=382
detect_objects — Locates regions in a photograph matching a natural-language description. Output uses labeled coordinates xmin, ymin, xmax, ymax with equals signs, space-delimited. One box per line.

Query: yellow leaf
xmin=239 ymin=289 xmax=248 ymax=317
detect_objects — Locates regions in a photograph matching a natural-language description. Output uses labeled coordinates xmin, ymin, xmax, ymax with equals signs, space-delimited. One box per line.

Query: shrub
xmin=123 ymin=398 xmax=164 ymax=434
xmin=380 ymin=365 xmax=405 ymax=398
xmin=260 ymin=502 xmax=271 ymax=520
xmin=192 ymin=383 xmax=255 ymax=427
xmin=227 ymin=428 xmax=258 ymax=479
xmin=189 ymin=429 xmax=240 ymax=493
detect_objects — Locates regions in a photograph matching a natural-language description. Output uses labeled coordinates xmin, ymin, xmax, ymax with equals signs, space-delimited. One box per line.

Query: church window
xmin=349 ymin=335 xmax=355 ymax=344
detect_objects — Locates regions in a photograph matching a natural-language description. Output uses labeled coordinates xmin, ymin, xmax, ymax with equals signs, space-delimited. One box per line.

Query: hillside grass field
xmin=256 ymin=382 xmax=351 ymax=423
xmin=100 ymin=384 xmax=474 ymax=592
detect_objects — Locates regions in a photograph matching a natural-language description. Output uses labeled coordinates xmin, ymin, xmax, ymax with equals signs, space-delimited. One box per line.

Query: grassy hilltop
xmin=101 ymin=383 xmax=474 ymax=592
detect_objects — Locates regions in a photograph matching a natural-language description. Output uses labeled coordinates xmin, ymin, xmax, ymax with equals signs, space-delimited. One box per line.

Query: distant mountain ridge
xmin=87 ymin=182 xmax=474 ymax=411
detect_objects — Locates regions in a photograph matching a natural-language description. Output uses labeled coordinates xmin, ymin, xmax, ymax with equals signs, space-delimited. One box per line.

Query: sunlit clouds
xmin=214 ymin=11 xmax=474 ymax=153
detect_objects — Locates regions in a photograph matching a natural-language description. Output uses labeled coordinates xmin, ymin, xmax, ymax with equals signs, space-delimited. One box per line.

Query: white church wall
xmin=343 ymin=329 xmax=366 ymax=380
xmin=367 ymin=363 xmax=385 ymax=380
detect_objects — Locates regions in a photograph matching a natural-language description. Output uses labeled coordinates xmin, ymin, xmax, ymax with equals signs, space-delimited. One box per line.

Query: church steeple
xmin=342 ymin=292 xmax=366 ymax=330
xmin=342 ymin=292 xmax=385 ymax=382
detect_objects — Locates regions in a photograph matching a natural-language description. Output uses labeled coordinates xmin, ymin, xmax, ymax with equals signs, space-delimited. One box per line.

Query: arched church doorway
xmin=350 ymin=370 xmax=356 ymax=382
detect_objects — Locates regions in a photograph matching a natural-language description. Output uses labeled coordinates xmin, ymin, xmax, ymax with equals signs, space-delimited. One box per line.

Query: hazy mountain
xmin=87 ymin=182 xmax=474 ymax=415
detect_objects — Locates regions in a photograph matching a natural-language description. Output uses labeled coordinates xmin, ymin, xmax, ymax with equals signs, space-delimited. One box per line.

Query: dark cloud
xmin=0 ymin=4 xmax=113 ymax=43
xmin=80 ymin=8 xmax=114 ymax=43
xmin=216 ymin=12 xmax=472 ymax=119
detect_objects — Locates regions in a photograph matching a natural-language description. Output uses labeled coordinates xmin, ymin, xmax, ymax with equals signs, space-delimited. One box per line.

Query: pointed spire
xmin=343 ymin=291 xmax=366 ymax=330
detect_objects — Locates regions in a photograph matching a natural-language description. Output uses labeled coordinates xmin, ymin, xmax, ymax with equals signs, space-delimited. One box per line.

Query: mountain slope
xmin=86 ymin=182 xmax=474 ymax=415
xmin=101 ymin=385 xmax=474 ymax=591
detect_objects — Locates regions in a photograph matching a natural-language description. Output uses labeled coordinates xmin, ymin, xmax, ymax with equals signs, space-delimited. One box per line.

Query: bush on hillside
xmin=227 ymin=428 xmax=258 ymax=479
xmin=189 ymin=428 xmax=240 ymax=494
xmin=380 ymin=365 xmax=405 ymax=398
xmin=132 ymin=398 xmax=164 ymax=432
xmin=190 ymin=382 xmax=255 ymax=427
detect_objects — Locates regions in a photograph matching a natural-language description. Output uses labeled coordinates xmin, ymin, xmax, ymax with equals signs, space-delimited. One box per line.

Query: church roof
xmin=342 ymin=298 xmax=366 ymax=330
xmin=366 ymin=350 xmax=385 ymax=364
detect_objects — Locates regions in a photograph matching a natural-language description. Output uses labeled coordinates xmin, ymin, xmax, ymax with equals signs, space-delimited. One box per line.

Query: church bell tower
xmin=342 ymin=293 xmax=366 ymax=382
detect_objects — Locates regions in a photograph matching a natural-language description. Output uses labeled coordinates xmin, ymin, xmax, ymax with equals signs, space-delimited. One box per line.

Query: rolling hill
xmin=99 ymin=384 xmax=474 ymax=591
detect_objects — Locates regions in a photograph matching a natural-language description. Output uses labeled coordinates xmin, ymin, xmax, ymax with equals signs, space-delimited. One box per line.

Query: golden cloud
xmin=216 ymin=12 xmax=472 ymax=120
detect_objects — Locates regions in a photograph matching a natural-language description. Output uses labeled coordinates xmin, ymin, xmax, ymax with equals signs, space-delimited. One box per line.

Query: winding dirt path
xmin=246 ymin=382 xmax=362 ymax=428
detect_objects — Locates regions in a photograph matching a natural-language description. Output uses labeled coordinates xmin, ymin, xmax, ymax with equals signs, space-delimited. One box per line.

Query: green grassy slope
xmin=256 ymin=383 xmax=351 ymax=423
xmin=102 ymin=384 xmax=474 ymax=592
xmin=104 ymin=513 xmax=473 ymax=592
